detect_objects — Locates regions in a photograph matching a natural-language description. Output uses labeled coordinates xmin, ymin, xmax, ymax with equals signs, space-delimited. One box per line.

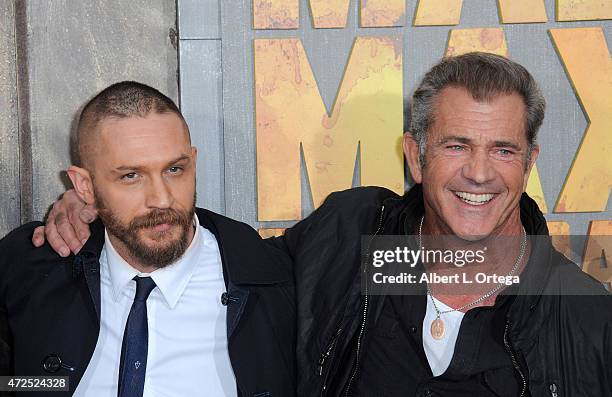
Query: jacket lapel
xmin=195 ymin=208 xmax=293 ymax=394
xmin=73 ymin=220 xmax=105 ymax=323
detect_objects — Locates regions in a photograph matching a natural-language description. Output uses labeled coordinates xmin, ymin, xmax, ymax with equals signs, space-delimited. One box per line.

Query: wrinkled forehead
xmin=430 ymin=87 xmax=528 ymax=139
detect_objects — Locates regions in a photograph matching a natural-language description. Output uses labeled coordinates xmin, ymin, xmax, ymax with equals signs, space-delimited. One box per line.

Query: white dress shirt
xmin=75 ymin=216 xmax=237 ymax=397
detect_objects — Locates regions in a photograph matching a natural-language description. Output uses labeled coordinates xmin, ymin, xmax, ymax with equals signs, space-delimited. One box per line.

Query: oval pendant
xmin=431 ymin=318 xmax=445 ymax=340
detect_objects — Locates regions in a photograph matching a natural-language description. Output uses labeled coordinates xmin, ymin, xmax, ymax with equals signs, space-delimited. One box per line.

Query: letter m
xmin=254 ymin=37 xmax=404 ymax=221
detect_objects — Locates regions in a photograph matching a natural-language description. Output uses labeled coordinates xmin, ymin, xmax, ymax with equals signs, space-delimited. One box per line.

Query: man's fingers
xmin=55 ymin=212 xmax=84 ymax=254
xmin=45 ymin=220 xmax=71 ymax=257
xmin=74 ymin=218 xmax=91 ymax=246
xmin=66 ymin=201 xmax=91 ymax=245
xmin=42 ymin=190 xmax=92 ymax=256
xmin=32 ymin=226 xmax=46 ymax=247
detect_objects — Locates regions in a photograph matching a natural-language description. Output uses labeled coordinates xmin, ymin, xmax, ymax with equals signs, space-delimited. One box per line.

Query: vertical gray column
xmin=0 ymin=0 xmax=20 ymax=237
xmin=178 ymin=0 xmax=225 ymax=214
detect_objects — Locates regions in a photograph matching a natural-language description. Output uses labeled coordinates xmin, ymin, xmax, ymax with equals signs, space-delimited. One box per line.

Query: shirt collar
xmin=104 ymin=215 xmax=203 ymax=309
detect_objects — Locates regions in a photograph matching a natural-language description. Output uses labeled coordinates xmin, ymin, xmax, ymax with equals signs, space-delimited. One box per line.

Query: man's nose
xmin=462 ymin=150 xmax=496 ymax=185
xmin=145 ymin=176 xmax=174 ymax=209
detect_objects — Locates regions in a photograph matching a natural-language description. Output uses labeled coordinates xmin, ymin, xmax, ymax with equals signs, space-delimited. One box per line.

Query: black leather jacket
xmin=272 ymin=184 xmax=612 ymax=397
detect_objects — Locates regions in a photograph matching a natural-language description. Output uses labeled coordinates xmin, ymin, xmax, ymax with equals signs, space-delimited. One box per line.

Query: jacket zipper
xmin=318 ymin=326 xmax=343 ymax=396
xmin=341 ymin=205 xmax=386 ymax=397
xmin=504 ymin=321 xmax=527 ymax=397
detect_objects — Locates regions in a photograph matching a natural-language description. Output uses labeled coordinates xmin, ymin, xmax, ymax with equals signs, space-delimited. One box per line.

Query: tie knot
xmin=133 ymin=276 xmax=157 ymax=301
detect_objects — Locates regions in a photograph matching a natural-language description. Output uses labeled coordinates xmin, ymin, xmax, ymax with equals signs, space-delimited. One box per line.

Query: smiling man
xmin=0 ymin=82 xmax=295 ymax=396
xmin=408 ymin=85 xmax=539 ymax=240
xmin=276 ymin=53 xmax=611 ymax=396
xmin=29 ymin=54 xmax=612 ymax=396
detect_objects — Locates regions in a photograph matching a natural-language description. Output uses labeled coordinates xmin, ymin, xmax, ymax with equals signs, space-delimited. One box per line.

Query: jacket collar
xmin=506 ymin=194 xmax=555 ymax=340
xmin=194 ymin=208 xmax=291 ymax=286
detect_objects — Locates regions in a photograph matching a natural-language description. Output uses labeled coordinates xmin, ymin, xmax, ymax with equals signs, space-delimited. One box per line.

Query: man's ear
xmin=66 ymin=166 xmax=95 ymax=205
xmin=403 ymin=133 xmax=423 ymax=184
xmin=523 ymin=143 xmax=540 ymax=190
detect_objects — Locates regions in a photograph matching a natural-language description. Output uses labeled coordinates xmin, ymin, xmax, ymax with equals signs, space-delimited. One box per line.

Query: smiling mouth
xmin=453 ymin=191 xmax=496 ymax=206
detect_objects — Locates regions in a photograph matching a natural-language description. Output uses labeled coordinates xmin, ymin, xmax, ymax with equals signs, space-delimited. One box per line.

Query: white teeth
xmin=454 ymin=191 xmax=494 ymax=205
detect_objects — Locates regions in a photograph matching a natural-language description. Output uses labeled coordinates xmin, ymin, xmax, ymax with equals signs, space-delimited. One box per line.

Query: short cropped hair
xmin=76 ymin=81 xmax=187 ymax=167
xmin=408 ymin=52 xmax=545 ymax=167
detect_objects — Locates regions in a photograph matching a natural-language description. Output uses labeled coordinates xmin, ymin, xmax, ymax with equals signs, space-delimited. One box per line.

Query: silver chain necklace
xmin=418 ymin=216 xmax=527 ymax=340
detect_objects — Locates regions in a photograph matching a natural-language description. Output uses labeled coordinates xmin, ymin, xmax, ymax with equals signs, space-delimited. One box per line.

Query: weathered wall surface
xmin=0 ymin=0 xmax=20 ymax=238
xmin=0 ymin=0 xmax=178 ymax=237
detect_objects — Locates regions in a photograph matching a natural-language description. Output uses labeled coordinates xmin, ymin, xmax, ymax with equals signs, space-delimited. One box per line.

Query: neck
xmin=431 ymin=241 xmax=530 ymax=311
xmin=419 ymin=210 xmax=529 ymax=309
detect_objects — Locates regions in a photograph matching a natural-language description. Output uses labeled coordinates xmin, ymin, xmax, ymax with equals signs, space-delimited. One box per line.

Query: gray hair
xmin=408 ymin=52 xmax=545 ymax=168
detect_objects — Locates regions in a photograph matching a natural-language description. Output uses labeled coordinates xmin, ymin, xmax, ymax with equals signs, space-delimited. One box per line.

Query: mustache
xmin=129 ymin=209 xmax=190 ymax=230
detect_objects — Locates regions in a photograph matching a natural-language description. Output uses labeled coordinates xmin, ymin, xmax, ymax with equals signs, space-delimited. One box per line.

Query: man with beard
xmin=0 ymin=81 xmax=295 ymax=396
xmin=28 ymin=53 xmax=612 ymax=396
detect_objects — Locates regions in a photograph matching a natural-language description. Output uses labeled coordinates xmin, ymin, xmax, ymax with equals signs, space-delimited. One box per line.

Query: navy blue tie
xmin=118 ymin=276 xmax=157 ymax=397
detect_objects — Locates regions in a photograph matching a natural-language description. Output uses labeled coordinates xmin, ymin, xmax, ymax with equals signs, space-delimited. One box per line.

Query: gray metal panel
xmin=178 ymin=0 xmax=220 ymax=39
xmin=23 ymin=0 xmax=178 ymax=222
xmin=179 ymin=39 xmax=225 ymax=214
xmin=219 ymin=0 xmax=611 ymax=234
xmin=219 ymin=0 xmax=256 ymax=225
xmin=0 ymin=0 xmax=20 ymax=237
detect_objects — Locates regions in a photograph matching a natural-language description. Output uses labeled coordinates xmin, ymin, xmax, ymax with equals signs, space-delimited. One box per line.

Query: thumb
xmin=32 ymin=226 xmax=46 ymax=247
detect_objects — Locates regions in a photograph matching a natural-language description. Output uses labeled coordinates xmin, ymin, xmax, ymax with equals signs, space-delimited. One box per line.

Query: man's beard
xmin=96 ymin=194 xmax=195 ymax=268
